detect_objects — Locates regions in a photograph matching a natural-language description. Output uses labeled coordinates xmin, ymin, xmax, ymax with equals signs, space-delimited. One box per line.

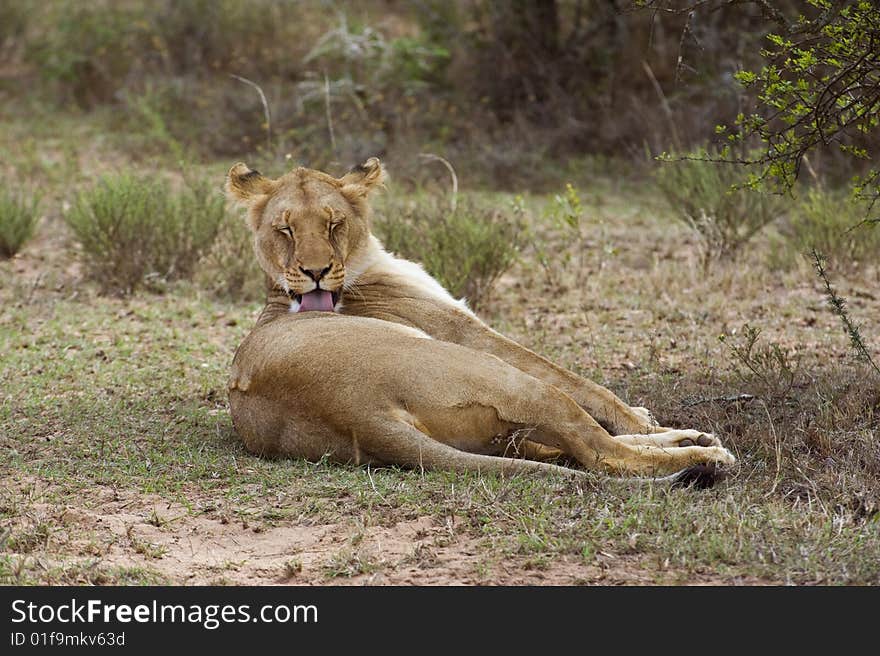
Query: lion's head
xmin=225 ymin=158 xmax=385 ymax=312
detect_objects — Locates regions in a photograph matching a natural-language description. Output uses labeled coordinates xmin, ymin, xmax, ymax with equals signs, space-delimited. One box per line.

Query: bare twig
xmin=229 ymin=74 xmax=272 ymax=153
xmin=761 ymin=400 xmax=782 ymax=498
xmin=674 ymin=10 xmax=696 ymax=87
xmin=842 ymin=214 xmax=880 ymax=235
xmin=801 ymin=154 xmax=820 ymax=185
xmin=419 ymin=153 xmax=459 ymax=213
xmin=25 ymin=271 xmax=45 ymax=305
xmin=365 ymin=466 xmax=388 ymax=503
xmin=633 ymin=0 xmax=792 ymax=34
xmin=324 ymin=73 xmax=337 ymax=157
xmin=642 ymin=60 xmax=682 ymax=151
xmin=682 ymin=393 xmax=756 ymax=408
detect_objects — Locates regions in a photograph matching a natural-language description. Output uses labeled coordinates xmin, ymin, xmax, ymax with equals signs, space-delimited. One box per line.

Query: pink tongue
xmin=298 ymin=290 xmax=335 ymax=312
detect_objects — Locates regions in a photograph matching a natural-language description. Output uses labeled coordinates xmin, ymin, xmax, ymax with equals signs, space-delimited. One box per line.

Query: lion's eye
xmin=329 ymin=221 xmax=343 ymax=236
xmin=278 ymin=226 xmax=293 ymax=237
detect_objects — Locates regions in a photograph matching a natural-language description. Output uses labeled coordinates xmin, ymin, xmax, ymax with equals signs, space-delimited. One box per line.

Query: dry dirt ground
xmin=3 ymin=474 xmax=761 ymax=586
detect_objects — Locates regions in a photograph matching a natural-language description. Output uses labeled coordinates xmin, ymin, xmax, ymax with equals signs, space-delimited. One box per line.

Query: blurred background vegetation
xmin=2 ymin=0 xmax=873 ymax=185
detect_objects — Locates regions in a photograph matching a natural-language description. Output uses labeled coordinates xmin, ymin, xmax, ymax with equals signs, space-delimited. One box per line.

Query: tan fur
xmin=225 ymin=159 xmax=736 ymax=479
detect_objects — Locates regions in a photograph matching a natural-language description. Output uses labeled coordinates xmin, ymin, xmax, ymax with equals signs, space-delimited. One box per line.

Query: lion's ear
xmin=225 ymin=163 xmax=276 ymax=206
xmin=340 ymin=157 xmax=387 ymax=199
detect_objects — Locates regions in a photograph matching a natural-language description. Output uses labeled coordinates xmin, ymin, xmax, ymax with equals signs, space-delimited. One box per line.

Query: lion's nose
xmin=299 ymin=265 xmax=332 ymax=282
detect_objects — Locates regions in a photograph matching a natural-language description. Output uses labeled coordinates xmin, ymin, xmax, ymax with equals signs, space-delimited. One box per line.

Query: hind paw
xmin=696 ymin=445 xmax=736 ymax=466
xmin=616 ymin=429 xmax=722 ymax=449
xmin=669 ymin=429 xmax=721 ymax=448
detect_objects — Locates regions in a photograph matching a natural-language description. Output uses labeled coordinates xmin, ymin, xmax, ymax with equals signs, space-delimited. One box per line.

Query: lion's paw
xmin=660 ymin=429 xmax=721 ymax=448
xmin=701 ymin=446 xmax=736 ymax=466
xmin=630 ymin=406 xmax=655 ymax=424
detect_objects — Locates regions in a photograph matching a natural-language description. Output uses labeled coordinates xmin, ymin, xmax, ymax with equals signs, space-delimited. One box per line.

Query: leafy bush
xmin=66 ymin=174 xmax=225 ymax=294
xmin=0 ymin=190 xmax=40 ymax=258
xmin=126 ymin=0 xmax=313 ymax=157
xmin=655 ymin=152 xmax=783 ymax=265
xmin=27 ymin=1 xmax=142 ymax=106
xmin=25 ymin=0 xmax=308 ymax=105
xmin=196 ymin=215 xmax=265 ymax=301
xmin=777 ymin=188 xmax=880 ymax=272
xmin=374 ymin=193 xmax=523 ymax=308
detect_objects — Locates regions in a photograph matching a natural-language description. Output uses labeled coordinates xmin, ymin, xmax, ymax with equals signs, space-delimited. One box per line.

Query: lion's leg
xmin=469 ymin=330 xmax=672 ymax=436
xmin=613 ymin=429 xmax=721 ymax=449
xmin=393 ymin=363 xmax=734 ymax=477
xmin=356 ymin=420 xmax=586 ymax=479
xmin=446 ymin=318 xmax=672 ymax=435
xmin=519 ymin=420 xmax=712 ymax=462
xmin=355 ymin=412 xmax=732 ymax=480
xmin=629 ymin=406 xmax=669 ymax=431
xmin=518 ymin=441 xmax=564 ymax=462
xmin=504 ymin=393 xmax=734 ymax=477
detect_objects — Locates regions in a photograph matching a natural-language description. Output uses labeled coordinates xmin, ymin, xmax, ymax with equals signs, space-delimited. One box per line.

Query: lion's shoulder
xmin=345 ymin=236 xmax=475 ymax=315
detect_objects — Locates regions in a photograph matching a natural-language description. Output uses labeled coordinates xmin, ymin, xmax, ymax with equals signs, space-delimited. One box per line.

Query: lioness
xmin=225 ymin=158 xmax=735 ymax=482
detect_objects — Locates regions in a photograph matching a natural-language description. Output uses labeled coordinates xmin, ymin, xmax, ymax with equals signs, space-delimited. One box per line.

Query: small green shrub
xmin=375 ymin=193 xmax=524 ymax=308
xmin=778 ymin=188 xmax=880 ymax=271
xmin=305 ymin=19 xmax=449 ymax=92
xmin=655 ymin=152 xmax=783 ymax=265
xmin=196 ymin=216 xmax=265 ymax=301
xmin=0 ymin=190 xmax=40 ymax=258
xmin=720 ymin=324 xmax=799 ymax=400
xmin=536 ymin=183 xmax=615 ymax=287
xmin=66 ymin=174 xmax=225 ymax=294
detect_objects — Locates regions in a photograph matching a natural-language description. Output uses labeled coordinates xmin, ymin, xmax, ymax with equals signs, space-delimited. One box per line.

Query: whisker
xmin=342 ymin=281 xmax=368 ymax=304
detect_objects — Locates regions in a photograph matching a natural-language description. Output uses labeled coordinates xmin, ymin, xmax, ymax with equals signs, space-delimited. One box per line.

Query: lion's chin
xmin=293 ymin=290 xmax=338 ymax=313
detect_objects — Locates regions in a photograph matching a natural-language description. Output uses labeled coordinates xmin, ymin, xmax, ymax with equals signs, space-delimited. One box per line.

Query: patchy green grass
xmin=323 ymin=549 xmax=383 ymax=579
